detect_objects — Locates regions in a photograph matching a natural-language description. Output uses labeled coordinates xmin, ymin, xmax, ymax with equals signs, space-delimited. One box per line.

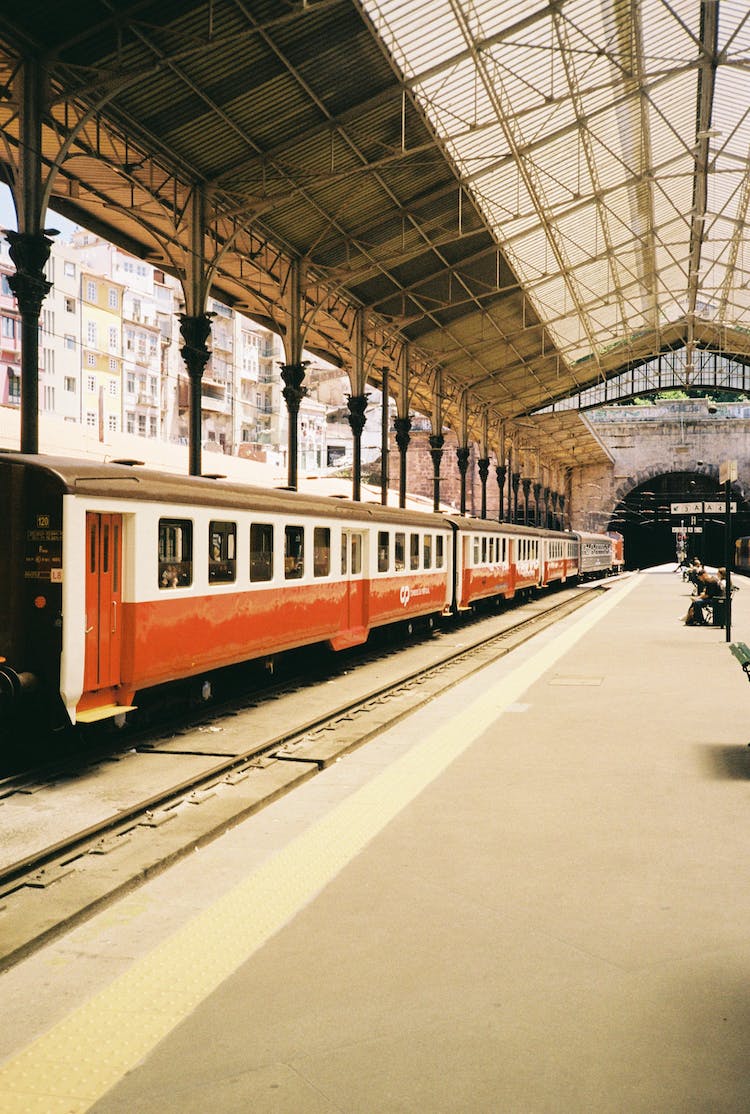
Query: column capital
xmin=346 ymin=393 xmax=368 ymax=436
xmin=5 ymin=230 xmax=53 ymax=316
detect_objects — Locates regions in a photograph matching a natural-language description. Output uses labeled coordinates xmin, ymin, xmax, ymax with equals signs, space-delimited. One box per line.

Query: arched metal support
xmin=280 ymin=361 xmax=308 ymax=490
xmin=178 ymin=312 xmax=214 ymax=477
xmin=7 ymin=232 xmax=54 ymax=455
xmin=512 ymin=471 xmax=521 ymax=523
xmin=346 ymin=308 xmax=369 ymax=503
xmin=394 ymin=343 xmax=413 ymax=508
xmin=280 ymin=258 xmax=308 ymax=490
xmin=495 ymin=464 xmax=507 ymax=522
xmin=394 ymin=416 xmax=411 ymax=508
xmin=380 ymin=367 xmax=389 ymax=505
xmin=347 ymin=393 xmax=368 ymax=502
xmin=429 ymin=434 xmax=445 ymax=513
xmin=522 ymin=477 xmax=532 ymax=526
xmin=478 ymin=457 xmax=490 ymax=519
xmin=533 ymin=482 xmax=542 ymax=527
xmin=457 ymin=446 xmax=471 ymax=516
xmin=5 ymin=58 xmax=56 ymax=455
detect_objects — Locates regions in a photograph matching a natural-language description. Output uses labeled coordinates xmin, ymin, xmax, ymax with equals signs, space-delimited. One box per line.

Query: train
xmin=0 ymin=453 xmax=624 ymax=734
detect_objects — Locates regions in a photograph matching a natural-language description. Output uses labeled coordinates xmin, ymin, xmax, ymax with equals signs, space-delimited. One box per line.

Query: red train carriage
xmin=450 ymin=517 xmax=575 ymax=609
xmin=0 ymin=454 xmax=452 ymax=729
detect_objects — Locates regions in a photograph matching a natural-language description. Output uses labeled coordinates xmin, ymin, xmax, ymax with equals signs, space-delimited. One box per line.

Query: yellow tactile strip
xmin=0 ymin=576 xmax=638 ymax=1113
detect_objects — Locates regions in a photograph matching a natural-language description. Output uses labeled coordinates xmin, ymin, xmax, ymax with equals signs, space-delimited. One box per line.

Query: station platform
xmin=2 ymin=567 xmax=750 ymax=1113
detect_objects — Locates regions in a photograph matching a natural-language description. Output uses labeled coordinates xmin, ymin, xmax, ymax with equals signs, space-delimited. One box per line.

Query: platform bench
xmin=729 ymin=642 xmax=750 ymax=681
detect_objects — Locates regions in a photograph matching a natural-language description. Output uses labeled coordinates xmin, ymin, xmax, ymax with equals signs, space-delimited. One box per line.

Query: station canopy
xmin=1 ymin=0 xmax=748 ymax=468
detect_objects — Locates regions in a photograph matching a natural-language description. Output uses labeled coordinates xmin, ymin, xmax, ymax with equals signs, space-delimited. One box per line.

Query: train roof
xmin=0 ymin=452 xmax=449 ymax=528
xmin=445 ymin=515 xmax=568 ymax=539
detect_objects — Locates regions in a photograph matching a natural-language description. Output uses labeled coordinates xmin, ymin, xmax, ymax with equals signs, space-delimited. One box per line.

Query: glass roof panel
xmin=362 ymin=0 xmax=750 ymax=383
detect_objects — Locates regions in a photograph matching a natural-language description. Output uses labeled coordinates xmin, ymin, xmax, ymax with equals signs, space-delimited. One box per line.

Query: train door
xmin=342 ymin=529 xmax=366 ymax=631
xmin=84 ymin=512 xmax=123 ymax=692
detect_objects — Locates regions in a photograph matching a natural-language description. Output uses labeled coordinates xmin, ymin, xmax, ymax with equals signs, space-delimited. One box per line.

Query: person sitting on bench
xmin=684 ymin=569 xmax=722 ymax=625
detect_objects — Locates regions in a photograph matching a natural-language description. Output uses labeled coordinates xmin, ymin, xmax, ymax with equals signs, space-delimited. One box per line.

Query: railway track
xmin=0 ymin=580 xmax=616 ymax=970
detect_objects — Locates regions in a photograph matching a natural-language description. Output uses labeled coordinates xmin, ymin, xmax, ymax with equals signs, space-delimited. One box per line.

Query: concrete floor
xmin=2 ymin=567 xmax=750 ymax=1113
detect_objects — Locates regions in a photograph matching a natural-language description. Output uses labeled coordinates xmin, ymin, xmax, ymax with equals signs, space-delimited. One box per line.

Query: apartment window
xmin=86 ymin=353 xmax=96 ymax=367
xmin=86 ymin=411 xmax=96 ymax=427
xmin=109 ymin=358 xmax=118 ymax=371
xmin=149 ymin=416 xmax=157 ymax=437
xmin=126 ymin=372 xmax=136 ymax=394
xmin=108 ymin=378 xmax=118 ymax=396
xmin=1 ymin=316 xmax=15 ymax=339
xmin=108 ymin=415 xmax=117 ymax=433
xmin=86 ymin=374 xmax=96 ymax=392
xmin=43 ymin=385 xmax=55 ymax=411
xmin=86 ymin=320 xmax=97 ymax=345
xmin=138 ymin=414 xmax=146 ymax=435
xmin=64 ymin=377 xmax=76 ymax=393
xmin=126 ymin=411 xmax=135 ymax=434
xmin=149 ymin=375 xmax=157 ymax=397
xmin=65 ymin=296 xmax=75 ymax=313
xmin=108 ymin=288 xmax=118 ymax=309
xmin=86 ymin=280 xmax=96 ymax=301
xmin=64 ymin=261 xmax=76 ymax=277
xmin=64 ymin=334 xmax=76 ymax=350
xmin=108 ymin=326 xmax=118 ymax=349
xmin=8 ymin=370 xmax=20 ymax=402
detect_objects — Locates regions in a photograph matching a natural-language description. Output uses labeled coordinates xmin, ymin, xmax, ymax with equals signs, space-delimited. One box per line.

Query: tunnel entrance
xmin=608 ymin=472 xmax=750 ymax=570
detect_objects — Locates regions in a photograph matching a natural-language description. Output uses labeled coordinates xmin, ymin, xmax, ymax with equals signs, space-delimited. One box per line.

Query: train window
xmin=89 ymin=520 xmax=97 ymax=573
xmin=488 ymin=537 xmax=495 ymax=563
xmin=481 ymin=537 xmax=487 ymax=563
xmin=351 ymin=532 xmax=362 ymax=574
xmin=395 ymin=532 xmax=405 ymax=571
xmin=158 ymin=519 xmax=193 ymax=588
xmin=473 ymin=537 xmax=480 ymax=564
xmin=436 ymin=535 xmax=444 ymax=568
xmin=102 ymin=524 xmax=109 ymax=573
xmin=410 ymin=533 xmax=420 ymax=570
xmin=424 ymin=534 xmax=432 ymax=569
xmin=377 ymin=530 xmax=389 ymax=572
xmin=250 ymin=523 xmax=273 ymax=582
xmin=285 ymin=524 xmax=305 ymax=579
xmin=209 ymin=521 xmax=236 ymax=583
xmin=341 ymin=533 xmax=348 ymax=575
xmin=314 ymin=527 xmax=331 ymax=577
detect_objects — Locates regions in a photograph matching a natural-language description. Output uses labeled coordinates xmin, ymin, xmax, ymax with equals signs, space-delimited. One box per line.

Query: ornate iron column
xmin=478 ymin=457 xmax=490 ymax=519
xmin=512 ymin=471 xmax=521 ymax=523
xmin=457 ymin=446 xmax=471 ymax=516
xmin=380 ymin=368 xmax=389 ymax=505
xmin=429 ymin=433 xmax=444 ymax=512
xmin=551 ymin=490 xmax=560 ymax=529
xmin=522 ymin=477 xmax=531 ymax=526
xmin=394 ymin=415 xmax=411 ymax=508
xmin=559 ymin=492 xmax=567 ymax=531
xmin=495 ymin=464 xmax=506 ymax=522
xmin=533 ymin=481 xmax=542 ymax=527
xmin=347 ymin=393 xmax=368 ymax=502
xmin=6 ymin=231 xmax=54 ymax=455
xmin=178 ymin=312 xmax=214 ymax=476
xmin=280 ymin=362 xmax=308 ymax=490
xmin=541 ymin=485 xmax=549 ymax=528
